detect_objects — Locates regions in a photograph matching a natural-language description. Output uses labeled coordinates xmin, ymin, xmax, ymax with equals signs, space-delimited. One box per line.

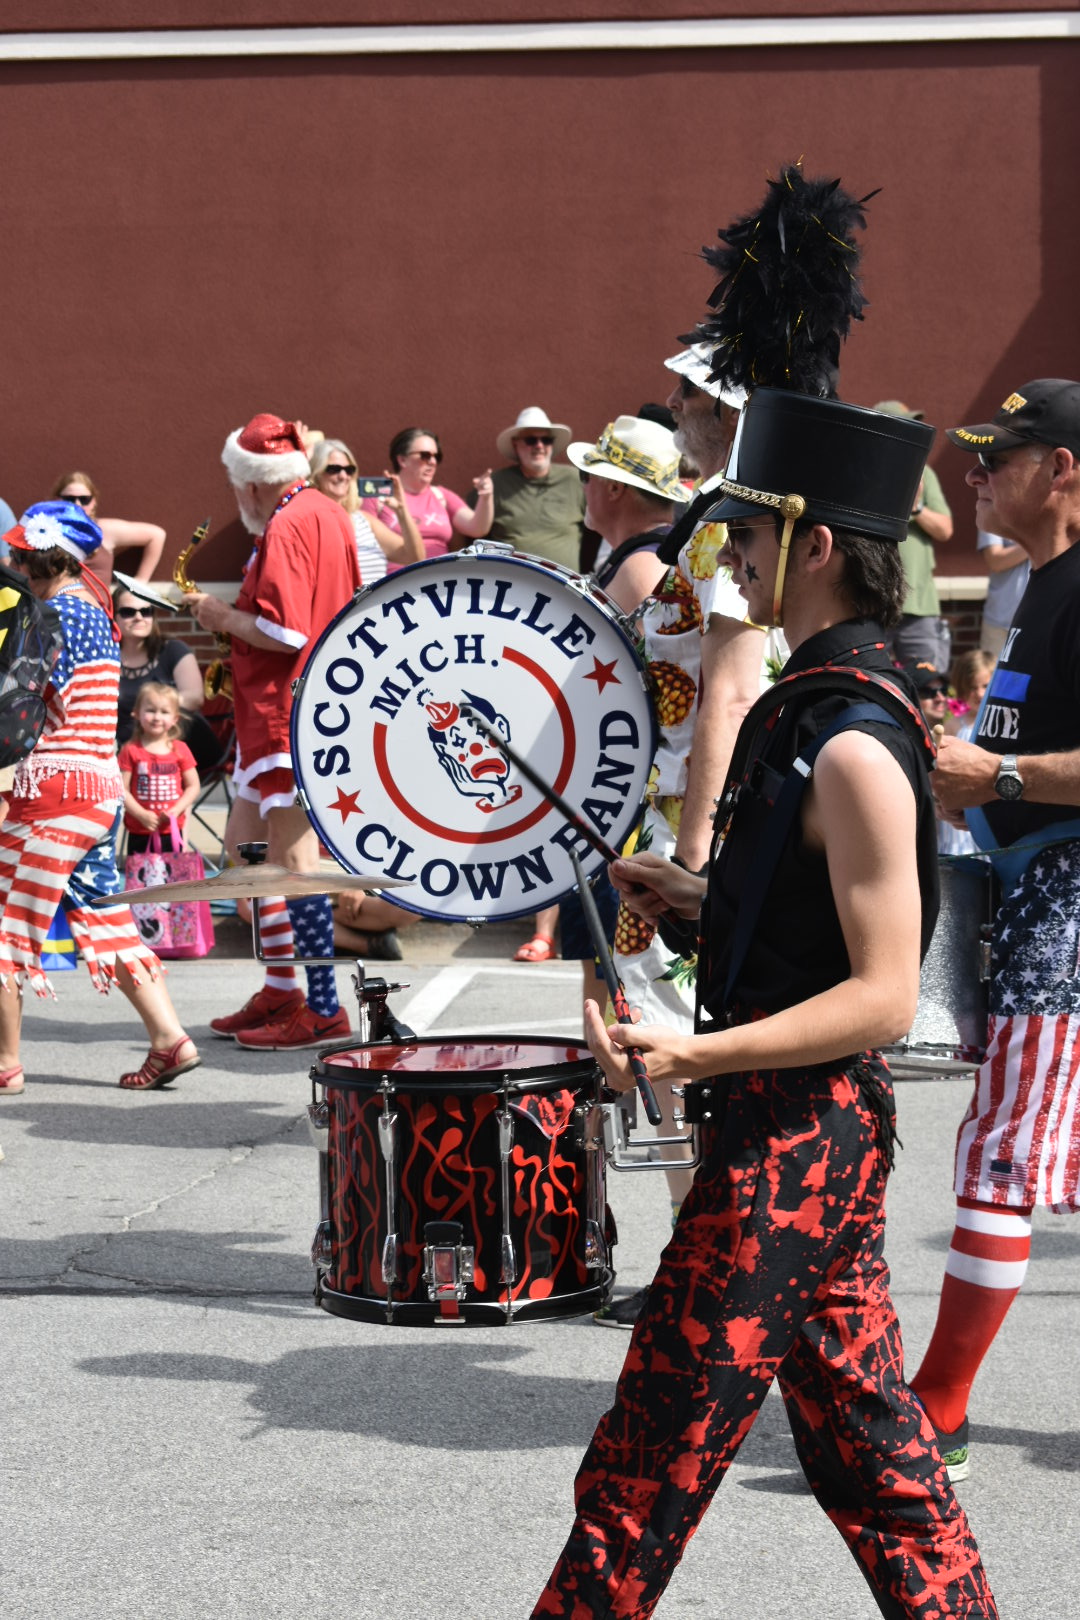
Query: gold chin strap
xmin=771 ymin=494 xmax=807 ymax=627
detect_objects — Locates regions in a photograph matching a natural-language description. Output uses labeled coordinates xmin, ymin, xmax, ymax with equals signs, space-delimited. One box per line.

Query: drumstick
xmin=459 ymin=704 xmax=621 ymax=865
xmin=568 ymin=848 xmax=663 ymax=1127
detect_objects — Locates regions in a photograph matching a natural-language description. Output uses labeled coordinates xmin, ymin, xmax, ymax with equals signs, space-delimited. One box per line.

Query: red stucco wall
xmin=1 ymin=39 xmax=1075 ymax=575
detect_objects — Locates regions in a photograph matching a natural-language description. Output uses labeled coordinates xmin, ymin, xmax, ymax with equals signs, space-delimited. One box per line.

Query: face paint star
xmin=329 ymin=787 xmax=362 ymax=821
xmin=744 ymin=562 xmax=759 ymax=583
xmin=585 ymin=656 xmax=620 ymax=694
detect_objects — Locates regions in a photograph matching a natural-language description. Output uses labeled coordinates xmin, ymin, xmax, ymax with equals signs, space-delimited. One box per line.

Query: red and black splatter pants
xmin=534 ymin=1060 xmax=997 ymax=1619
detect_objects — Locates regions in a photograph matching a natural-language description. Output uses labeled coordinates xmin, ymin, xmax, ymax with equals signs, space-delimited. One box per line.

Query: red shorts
xmin=234 ymin=760 xmax=297 ymax=816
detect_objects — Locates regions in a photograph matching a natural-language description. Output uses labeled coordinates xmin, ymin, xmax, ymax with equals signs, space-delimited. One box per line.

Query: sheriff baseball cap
xmin=947 ymin=378 xmax=1080 ymax=457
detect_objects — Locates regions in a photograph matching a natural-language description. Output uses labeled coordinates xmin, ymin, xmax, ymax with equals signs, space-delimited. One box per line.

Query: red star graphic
xmin=584 ymin=656 xmax=620 ymax=694
xmin=329 ymin=787 xmax=363 ymax=822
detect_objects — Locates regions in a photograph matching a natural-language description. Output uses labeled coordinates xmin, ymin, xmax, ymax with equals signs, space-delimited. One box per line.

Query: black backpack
xmin=0 ymin=564 xmax=63 ymax=768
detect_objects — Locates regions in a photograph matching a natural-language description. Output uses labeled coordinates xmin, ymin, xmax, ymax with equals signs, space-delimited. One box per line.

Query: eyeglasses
xmin=64 ymin=493 xmax=93 ymax=506
xmin=116 ymin=605 xmax=154 ymax=620
xmin=323 ymin=464 xmax=356 ymax=478
xmin=518 ymin=435 xmax=554 ymax=448
xmin=406 ymin=449 xmax=441 ymax=462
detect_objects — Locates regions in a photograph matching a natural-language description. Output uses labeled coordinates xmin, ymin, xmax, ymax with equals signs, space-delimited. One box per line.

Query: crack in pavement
xmin=24 ymin=1112 xmax=311 ymax=1293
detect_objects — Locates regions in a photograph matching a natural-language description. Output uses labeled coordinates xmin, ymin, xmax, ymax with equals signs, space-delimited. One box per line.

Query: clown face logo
xmin=420 ymin=688 xmax=523 ymax=815
xmin=291 ymin=552 xmax=656 ymax=922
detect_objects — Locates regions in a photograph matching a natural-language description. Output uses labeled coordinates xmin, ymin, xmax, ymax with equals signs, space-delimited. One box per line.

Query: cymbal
xmin=105 ymin=863 xmax=408 ymax=907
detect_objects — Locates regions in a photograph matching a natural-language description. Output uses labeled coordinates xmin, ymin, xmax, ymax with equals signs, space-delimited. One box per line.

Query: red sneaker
xmin=235 ymin=1002 xmax=351 ymax=1051
xmin=209 ymin=986 xmax=304 ymax=1039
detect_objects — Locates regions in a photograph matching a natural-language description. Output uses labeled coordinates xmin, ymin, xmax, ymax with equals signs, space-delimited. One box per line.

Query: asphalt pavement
xmin=1 ymin=922 xmax=1077 ymax=1618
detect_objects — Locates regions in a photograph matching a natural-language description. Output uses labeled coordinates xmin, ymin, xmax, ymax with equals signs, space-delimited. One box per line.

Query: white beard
xmin=234 ymin=486 xmax=265 ymax=537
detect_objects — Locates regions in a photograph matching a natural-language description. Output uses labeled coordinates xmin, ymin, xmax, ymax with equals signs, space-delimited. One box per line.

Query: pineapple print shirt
xmin=647 ymin=520 xmax=780 ymax=799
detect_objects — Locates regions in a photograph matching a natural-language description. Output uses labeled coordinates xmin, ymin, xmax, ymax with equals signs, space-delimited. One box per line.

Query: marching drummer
xmin=533 ymin=167 xmax=997 ymax=1618
xmin=184 ymin=414 xmax=360 ymax=1050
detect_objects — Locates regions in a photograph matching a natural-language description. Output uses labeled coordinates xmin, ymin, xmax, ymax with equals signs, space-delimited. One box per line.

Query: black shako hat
xmin=703 ymin=387 xmax=935 ymax=543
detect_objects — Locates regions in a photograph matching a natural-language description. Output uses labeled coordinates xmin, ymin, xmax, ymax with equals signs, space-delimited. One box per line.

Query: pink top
xmin=362 ymin=483 xmax=468 ymax=560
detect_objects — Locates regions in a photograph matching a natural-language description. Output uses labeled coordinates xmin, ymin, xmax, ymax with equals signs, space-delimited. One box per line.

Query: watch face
xmin=995 ymin=770 xmax=1023 ymax=802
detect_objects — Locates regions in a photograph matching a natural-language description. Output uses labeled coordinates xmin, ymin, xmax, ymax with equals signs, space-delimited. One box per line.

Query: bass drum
xmin=308 ymin=1037 xmax=613 ymax=1326
xmin=290 ymin=547 xmax=656 ymax=922
xmin=883 ymin=855 xmax=998 ymax=1079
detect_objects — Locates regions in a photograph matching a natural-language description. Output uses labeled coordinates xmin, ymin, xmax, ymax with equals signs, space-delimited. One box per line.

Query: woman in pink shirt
xmin=363 ymin=428 xmax=493 ymax=560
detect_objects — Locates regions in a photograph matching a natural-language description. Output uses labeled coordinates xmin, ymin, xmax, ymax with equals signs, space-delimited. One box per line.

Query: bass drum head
xmin=291 ymin=549 xmax=656 ymax=922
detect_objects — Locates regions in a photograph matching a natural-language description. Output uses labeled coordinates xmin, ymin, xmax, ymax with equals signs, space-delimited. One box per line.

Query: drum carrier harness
xmin=676 ymin=656 xmax=937 ymax=1168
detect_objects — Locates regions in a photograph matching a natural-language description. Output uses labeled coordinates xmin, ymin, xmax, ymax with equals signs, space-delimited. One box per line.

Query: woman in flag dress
xmin=0 ymin=501 xmax=199 ymax=1094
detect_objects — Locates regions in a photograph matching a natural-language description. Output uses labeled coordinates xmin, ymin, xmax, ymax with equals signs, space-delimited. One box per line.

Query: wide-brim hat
xmin=702 ymin=388 xmax=934 ymax=542
xmin=946 ymin=378 xmax=1080 ymax=458
xmin=664 ymin=346 xmax=747 ymax=412
xmin=222 ymin=413 xmax=311 ymax=487
xmin=6 ymin=500 xmax=103 ymax=561
xmin=496 ymin=407 xmax=572 ymax=462
xmin=567 ymin=415 xmax=691 ymax=503
xmin=112 ymin=568 xmax=181 ymax=615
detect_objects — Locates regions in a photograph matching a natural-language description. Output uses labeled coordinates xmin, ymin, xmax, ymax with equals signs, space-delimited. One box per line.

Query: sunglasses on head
xmin=64 ymin=492 xmax=93 ymax=506
xmin=324 ymin=463 xmax=356 ymax=478
xmin=519 ymin=435 xmax=554 ymax=448
xmin=116 ymin=605 xmax=153 ymax=620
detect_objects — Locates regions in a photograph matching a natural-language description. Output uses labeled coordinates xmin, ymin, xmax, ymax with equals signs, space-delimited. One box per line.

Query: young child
xmin=948 ymin=646 xmax=996 ymax=739
xmin=119 ymin=683 xmax=200 ymax=853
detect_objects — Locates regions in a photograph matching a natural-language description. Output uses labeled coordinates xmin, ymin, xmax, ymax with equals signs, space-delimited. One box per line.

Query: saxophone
xmin=173 ymin=517 xmax=232 ymax=701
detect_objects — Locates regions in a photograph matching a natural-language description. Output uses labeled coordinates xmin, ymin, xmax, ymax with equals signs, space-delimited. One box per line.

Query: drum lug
xmin=978 ymin=924 xmax=993 ymax=982
xmin=378 ymin=1107 xmax=397 ymax=1163
xmin=423 ymin=1221 xmax=474 ymax=1302
xmin=584 ymin=1218 xmax=607 ymax=1270
xmin=311 ymin=1220 xmax=332 ymax=1270
xmin=381 ymin=1232 xmax=399 ymax=1285
xmin=307 ymin=1098 xmax=329 ymax=1147
xmin=500 ymin=1232 xmax=517 ymax=1285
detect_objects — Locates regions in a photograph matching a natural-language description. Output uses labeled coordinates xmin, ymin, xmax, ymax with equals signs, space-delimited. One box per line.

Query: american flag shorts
xmin=955 ymin=844 xmax=1080 ymax=1210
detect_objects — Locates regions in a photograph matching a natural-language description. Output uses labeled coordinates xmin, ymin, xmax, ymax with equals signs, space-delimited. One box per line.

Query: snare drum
xmin=290 ymin=548 xmax=656 ymax=922
xmin=308 ymin=1037 xmax=613 ymax=1325
xmin=883 ymin=855 xmax=999 ymax=1078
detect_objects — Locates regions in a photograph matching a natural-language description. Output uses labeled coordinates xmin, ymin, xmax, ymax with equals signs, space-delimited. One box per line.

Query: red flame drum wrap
xmin=309 ymin=1038 xmax=615 ymax=1325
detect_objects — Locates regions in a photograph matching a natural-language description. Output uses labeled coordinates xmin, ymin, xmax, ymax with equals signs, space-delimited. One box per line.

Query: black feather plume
xmin=684 ymin=162 xmax=880 ymax=400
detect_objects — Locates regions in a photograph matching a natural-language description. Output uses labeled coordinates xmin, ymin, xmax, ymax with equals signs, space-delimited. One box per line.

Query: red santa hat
xmin=221 ymin=414 xmax=311 ymax=486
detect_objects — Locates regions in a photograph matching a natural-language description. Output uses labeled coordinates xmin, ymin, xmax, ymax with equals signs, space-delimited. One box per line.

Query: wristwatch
xmin=994 ymin=754 xmax=1024 ymax=802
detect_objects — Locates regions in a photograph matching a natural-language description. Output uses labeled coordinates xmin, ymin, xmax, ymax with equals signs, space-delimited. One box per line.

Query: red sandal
xmin=0 ymin=1064 xmax=25 ymax=1095
xmin=513 ymin=933 xmax=557 ymax=963
xmin=119 ymin=1035 xmax=201 ymax=1091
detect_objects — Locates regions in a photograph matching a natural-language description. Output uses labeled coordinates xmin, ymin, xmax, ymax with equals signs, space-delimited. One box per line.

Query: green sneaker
xmin=935 ymin=1418 xmax=970 ymax=1484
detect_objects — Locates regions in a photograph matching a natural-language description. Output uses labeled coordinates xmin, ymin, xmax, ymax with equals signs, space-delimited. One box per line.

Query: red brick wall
xmin=1 ymin=34 xmax=1076 ymax=579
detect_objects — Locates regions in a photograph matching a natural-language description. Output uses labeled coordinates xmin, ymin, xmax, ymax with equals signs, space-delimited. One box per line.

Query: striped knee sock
xmin=286 ymin=894 xmax=339 ymax=1017
xmin=910 ymin=1196 xmax=1032 ymax=1432
xmin=257 ymin=896 xmax=298 ymax=993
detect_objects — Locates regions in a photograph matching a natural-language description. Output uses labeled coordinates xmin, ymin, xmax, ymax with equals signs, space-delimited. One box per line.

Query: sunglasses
xmin=64 ymin=493 xmax=93 ymax=506
xmin=921 ymin=684 xmax=947 ymax=698
xmin=406 ymin=449 xmax=441 ymax=462
xmin=518 ymin=435 xmax=554 ymax=448
xmin=323 ymin=463 xmax=356 ymax=478
xmin=116 ymin=605 xmax=154 ymax=620
xmin=977 ymin=449 xmax=1017 ymax=473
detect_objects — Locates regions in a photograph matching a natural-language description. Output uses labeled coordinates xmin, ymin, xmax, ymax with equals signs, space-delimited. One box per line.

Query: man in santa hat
xmin=185 ymin=413 xmax=360 ymax=1048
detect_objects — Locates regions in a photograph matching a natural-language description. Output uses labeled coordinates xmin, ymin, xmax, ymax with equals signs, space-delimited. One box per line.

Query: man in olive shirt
xmin=475 ymin=405 xmax=586 ymax=572
xmin=876 ymin=399 xmax=954 ymax=668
